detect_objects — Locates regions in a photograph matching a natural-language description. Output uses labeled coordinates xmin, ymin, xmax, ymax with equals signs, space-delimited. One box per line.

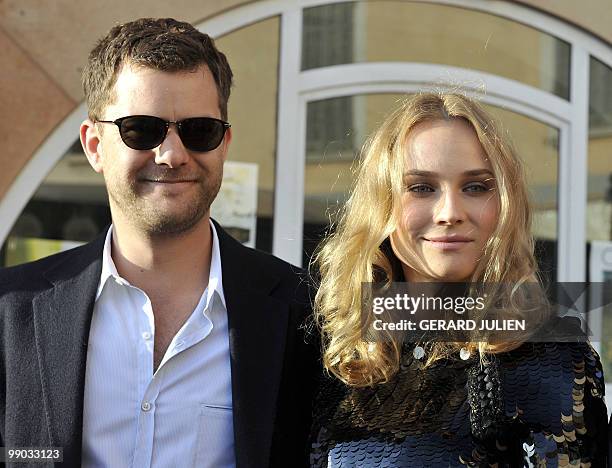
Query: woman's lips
xmin=424 ymin=236 xmax=473 ymax=250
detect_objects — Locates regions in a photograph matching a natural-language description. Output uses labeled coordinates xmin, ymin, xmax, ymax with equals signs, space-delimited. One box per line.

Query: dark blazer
xmin=0 ymin=222 xmax=319 ymax=467
xmin=609 ymin=413 xmax=612 ymax=468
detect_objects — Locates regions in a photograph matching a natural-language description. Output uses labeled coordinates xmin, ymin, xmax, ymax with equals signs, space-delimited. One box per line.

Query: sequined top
xmin=310 ymin=341 xmax=608 ymax=467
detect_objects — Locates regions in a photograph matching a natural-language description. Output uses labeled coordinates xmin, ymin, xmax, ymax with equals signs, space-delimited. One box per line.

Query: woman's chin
xmin=404 ymin=269 xmax=473 ymax=283
xmin=426 ymin=268 xmax=474 ymax=283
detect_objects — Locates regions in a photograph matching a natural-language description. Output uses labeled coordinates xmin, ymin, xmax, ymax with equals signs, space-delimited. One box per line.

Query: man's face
xmin=89 ymin=63 xmax=230 ymax=236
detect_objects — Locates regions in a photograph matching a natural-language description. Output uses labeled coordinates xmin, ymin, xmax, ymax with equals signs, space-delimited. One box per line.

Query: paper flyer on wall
xmin=211 ymin=161 xmax=259 ymax=248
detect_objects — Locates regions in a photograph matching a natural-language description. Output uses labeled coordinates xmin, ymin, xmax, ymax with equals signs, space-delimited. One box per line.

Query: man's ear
xmin=80 ymin=119 xmax=104 ymax=173
xmin=220 ymin=126 xmax=232 ymax=162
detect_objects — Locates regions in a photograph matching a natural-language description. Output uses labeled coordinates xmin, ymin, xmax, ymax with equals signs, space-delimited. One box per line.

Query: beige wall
xmin=216 ymin=16 xmax=280 ymax=217
xmin=518 ymin=0 xmax=612 ymax=45
xmin=361 ymin=2 xmax=556 ymax=94
xmin=0 ymin=26 xmax=74 ymax=199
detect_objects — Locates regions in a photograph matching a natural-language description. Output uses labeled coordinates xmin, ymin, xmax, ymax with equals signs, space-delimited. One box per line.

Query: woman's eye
xmin=464 ymin=183 xmax=489 ymax=193
xmin=407 ymin=184 xmax=435 ymax=193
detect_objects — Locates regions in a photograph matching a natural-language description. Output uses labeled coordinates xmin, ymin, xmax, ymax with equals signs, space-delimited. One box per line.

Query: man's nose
xmin=434 ymin=190 xmax=466 ymax=225
xmin=154 ymin=127 xmax=190 ymax=168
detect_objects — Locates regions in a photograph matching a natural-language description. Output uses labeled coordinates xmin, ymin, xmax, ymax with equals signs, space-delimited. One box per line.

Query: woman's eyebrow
xmin=403 ymin=169 xmax=494 ymax=177
xmin=403 ymin=170 xmax=436 ymax=177
xmin=464 ymin=169 xmax=494 ymax=177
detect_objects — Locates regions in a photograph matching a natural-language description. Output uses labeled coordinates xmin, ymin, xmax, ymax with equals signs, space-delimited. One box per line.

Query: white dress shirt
xmin=82 ymin=222 xmax=235 ymax=468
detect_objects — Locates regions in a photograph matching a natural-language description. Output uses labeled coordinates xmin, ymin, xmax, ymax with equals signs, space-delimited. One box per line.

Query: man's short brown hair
xmin=82 ymin=18 xmax=233 ymax=121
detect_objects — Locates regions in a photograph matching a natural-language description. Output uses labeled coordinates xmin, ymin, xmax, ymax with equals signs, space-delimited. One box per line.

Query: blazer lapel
xmin=32 ymin=234 xmax=104 ymax=462
xmin=216 ymin=225 xmax=290 ymax=468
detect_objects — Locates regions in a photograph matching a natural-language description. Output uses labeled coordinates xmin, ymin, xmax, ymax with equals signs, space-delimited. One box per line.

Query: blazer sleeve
xmin=608 ymin=412 xmax=612 ymax=468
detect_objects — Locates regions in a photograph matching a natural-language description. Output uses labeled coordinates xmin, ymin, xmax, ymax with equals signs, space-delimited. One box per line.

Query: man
xmin=0 ymin=18 xmax=318 ymax=467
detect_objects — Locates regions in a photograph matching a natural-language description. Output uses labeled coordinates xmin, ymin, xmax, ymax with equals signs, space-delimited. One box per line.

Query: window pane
xmin=2 ymin=146 xmax=109 ymax=267
xmin=587 ymin=56 xmax=612 ymax=379
xmin=484 ymin=105 xmax=559 ymax=284
xmin=303 ymin=94 xmax=560 ymax=280
xmin=302 ymin=2 xmax=570 ymax=99
xmin=587 ymin=57 xmax=612 ymax=243
xmin=215 ymin=16 xmax=280 ymax=252
xmin=303 ymin=94 xmax=398 ymax=266
xmin=306 ymin=97 xmax=354 ymax=160
xmin=302 ymin=3 xmax=354 ymax=70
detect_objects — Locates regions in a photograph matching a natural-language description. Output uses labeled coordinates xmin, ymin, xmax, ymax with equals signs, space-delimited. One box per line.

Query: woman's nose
xmin=434 ymin=191 xmax=466 ymax=225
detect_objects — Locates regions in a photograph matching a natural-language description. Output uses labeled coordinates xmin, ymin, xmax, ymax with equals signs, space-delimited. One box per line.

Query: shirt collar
xmin=95 ymin=221 xmax=226 ymax=310
xmin=207 ymin=220 xmax=226 ymax=309
xmin=95 ymin=225 xmax=119 ymax=301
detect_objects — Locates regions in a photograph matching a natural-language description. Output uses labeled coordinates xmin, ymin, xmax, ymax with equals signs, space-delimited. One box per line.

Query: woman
xmin=310 ymin=93 xmax=608 ymax=466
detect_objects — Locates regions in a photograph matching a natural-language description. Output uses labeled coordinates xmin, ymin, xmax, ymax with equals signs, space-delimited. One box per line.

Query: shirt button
xmin=142 ymin=332 xmax=152 ymax=340
xmin=141 ymin=402 xmax=151 ymax=412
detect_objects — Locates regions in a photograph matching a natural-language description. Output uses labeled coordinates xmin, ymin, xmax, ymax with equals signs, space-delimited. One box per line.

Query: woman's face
xmin=391 ymin=118 xmax=499 ymax=282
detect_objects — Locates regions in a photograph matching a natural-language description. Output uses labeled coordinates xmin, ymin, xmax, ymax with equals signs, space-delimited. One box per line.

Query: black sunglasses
xmin=96 ymin=115 xmax=231 ymax=152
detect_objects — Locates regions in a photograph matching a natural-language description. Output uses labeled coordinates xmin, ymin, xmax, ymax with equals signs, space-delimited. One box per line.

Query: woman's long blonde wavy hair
xmin=313 ymin=92 xmax=546 ymax=387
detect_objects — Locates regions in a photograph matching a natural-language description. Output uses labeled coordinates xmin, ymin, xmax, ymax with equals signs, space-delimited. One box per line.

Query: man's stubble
xmin=106 ymin=164 xmax=223 ymax=237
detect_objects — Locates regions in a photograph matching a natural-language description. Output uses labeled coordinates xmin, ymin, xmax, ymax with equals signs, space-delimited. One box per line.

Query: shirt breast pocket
xmin=195 ymin=404 xmax=235 ymax=467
